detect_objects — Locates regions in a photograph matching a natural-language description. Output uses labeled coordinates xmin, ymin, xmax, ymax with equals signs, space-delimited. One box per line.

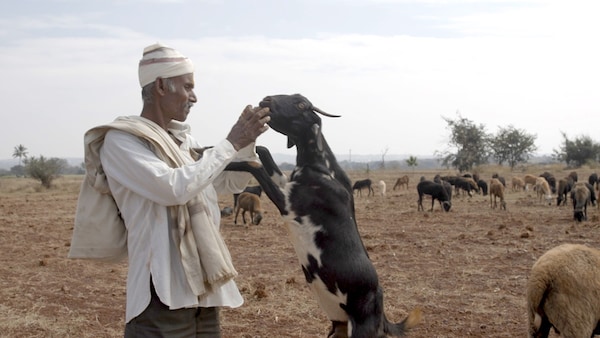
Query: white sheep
xmin=234 ymin=192 xmax=263 ymax=226
xmin=527 ymin=243 xmax=600 ymax=338
xmin=378 ymin=180 xmax=386 ymax=197
xmin=523 ymin=174 xmax=538 ymax=191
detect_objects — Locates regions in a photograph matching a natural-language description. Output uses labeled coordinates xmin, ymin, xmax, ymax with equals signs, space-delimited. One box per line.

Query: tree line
xmin=436 ymin=113 xmax=600 ymax=173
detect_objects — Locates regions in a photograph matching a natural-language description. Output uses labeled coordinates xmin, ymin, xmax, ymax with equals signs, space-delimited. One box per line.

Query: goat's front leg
xmin=327 ymin=321 xmax=348 ymax=338
xmin=224 ymin=161 xmax=286 ymax=215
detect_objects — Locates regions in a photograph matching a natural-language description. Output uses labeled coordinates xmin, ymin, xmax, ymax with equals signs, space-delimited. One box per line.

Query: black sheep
xmin=417 ymin=180 xmax=451 ymax=212
xmin=352 ymin=178 xmax=374 ymax=197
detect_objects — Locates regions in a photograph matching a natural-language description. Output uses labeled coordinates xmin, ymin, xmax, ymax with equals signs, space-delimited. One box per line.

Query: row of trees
xmin=436 ymin=113 xmax=600 ymax=173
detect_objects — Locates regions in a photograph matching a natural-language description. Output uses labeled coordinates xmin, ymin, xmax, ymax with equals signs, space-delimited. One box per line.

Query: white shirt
xmin=100 ymin=125 xmax=252 ymax=323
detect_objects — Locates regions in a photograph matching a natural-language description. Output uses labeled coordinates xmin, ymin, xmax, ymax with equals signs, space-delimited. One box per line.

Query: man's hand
xmin=227 ymin=105 xmax=271 ymax=151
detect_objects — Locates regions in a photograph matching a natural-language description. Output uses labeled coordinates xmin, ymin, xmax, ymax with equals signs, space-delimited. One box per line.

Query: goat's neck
xmin=293 ymin=138 xmax=352 ymax=190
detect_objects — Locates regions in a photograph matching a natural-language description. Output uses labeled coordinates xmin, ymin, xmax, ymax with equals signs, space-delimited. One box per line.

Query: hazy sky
xmin=1 ymin=0 xmax=598 ymax=161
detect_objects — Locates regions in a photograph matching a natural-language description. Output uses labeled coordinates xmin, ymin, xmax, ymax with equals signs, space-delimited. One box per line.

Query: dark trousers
xmin=124 ymin=281 xmax=221 ymax=338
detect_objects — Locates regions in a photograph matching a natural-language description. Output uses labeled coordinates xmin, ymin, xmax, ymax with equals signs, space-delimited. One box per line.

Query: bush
xmin=24 ymin=156 xmax=67 ymax=188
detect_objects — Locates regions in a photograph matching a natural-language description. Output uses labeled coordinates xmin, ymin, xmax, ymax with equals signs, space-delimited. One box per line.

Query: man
xmin=69 ymin=43 xmax=270 ymax=337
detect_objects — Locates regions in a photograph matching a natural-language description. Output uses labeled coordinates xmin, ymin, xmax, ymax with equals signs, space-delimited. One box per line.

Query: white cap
xmin=138 ymin=42 xmax=194 ymax=87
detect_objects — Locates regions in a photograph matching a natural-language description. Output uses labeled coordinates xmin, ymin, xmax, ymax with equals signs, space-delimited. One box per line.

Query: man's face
xmin=161 ymin=73 xmax=197 ymax=122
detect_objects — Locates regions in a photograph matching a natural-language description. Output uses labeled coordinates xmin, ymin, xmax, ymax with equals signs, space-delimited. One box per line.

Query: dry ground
xmin=2 ymin=165 xmax=600 ymax=338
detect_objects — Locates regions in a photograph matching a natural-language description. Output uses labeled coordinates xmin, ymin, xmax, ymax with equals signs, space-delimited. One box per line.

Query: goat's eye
xmin=297 ymin=102 xmax=306 ymax=109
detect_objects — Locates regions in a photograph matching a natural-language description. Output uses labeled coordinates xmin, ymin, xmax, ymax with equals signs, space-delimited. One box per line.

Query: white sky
xmin=1 ymin=0 xmax=599 ymax=161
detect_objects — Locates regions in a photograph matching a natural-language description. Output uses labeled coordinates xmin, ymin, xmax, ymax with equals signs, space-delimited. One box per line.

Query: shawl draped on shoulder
xmin=69 ymin=116 xmax=237 ymax=297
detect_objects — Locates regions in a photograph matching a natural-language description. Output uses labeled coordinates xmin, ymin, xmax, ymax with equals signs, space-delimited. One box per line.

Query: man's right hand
xmin=227 ymin=105 xmax=271 ymax=151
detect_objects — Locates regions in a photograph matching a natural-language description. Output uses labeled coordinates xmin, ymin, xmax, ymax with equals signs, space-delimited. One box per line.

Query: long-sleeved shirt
xmin=99 ymin=121 xmax=253 ymax=323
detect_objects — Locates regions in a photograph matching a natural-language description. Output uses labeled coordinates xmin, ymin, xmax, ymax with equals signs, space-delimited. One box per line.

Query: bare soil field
xmin=2 ymin=165 xmax=600 ymax=338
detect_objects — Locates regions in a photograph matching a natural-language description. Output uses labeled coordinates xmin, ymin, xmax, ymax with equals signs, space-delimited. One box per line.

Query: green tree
xmin=489 ymin=125 xmax=537 ymax=170
xmin=405 ymin=156 xmax=418 ymax=170
xmin=12 ymin=144 xmax=28 ymax=166
xmin=24 ymin=156 xmax=67 ymax=188
xmin=553 ymin=132 xmax=600 ymax=167
xmin=438 ymin=113 xmax=489 ymax=172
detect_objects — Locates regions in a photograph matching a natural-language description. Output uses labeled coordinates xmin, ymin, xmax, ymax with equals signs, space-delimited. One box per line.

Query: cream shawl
xmin=69 ymin=116 xmax=237 ymax=296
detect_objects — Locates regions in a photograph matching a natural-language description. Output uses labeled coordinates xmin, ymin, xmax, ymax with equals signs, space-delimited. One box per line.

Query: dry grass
xmin=1 ymin=165 xmax=599 ymax=337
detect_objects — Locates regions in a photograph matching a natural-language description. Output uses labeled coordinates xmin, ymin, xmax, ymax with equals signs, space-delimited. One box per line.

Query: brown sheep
xmin=489 ymin=178 xmax=506 ymax=210
xmin=535 ymin=177 xmax=552 ymax=205
xmin=393 ymin=175 xmax=409 ymax=190
xmin=571 ymin=181 xmax=590 ymax=222
xmin=568 ymin=170 xmax=578 ymax=182
xmin=523 ymin=174 xmax=538 ymax=191
xmin=234 ymin=192 xmax=263 ymax=225
xmin=511 ymin=177 xmax=525 ymax=192
xmin=527 ymin=243 xmax=600 ymax=338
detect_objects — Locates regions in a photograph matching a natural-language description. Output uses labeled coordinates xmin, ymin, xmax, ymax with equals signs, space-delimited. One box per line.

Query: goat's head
xmin=259 ymin=94 xmax=340 ymax=150
xmin=442 ymin=201 xmax=452 ymax=212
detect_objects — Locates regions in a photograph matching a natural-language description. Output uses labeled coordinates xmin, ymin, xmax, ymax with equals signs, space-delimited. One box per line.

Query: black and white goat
xmin=230 ymin=94 xmax=421 ymax=338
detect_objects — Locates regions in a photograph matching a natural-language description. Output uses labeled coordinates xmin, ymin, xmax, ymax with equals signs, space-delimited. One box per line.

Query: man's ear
xmin=155 ymin=77 xmax=166 ymax=95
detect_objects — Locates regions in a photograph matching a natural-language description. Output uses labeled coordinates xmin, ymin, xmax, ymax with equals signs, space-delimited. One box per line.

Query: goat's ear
xmin=287 ymin=137 xmax=295 ymax=148
xmin=311 ymin=124 xmax=323 ymax=152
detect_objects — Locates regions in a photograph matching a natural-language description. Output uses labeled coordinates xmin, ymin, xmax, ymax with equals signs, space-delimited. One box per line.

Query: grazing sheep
xmin=234 ymin=192 xmax=264 ymax=225
xmin=393 ymin=175 xmax=409 ymax=190
xmin=568 ymin=170 xmax=578 ymax=182
xmin=540 ymin=171 xmax=557 ymax=193
xmin=556 ymin=177 xmax=574 ymax=206
xmin=378 ymin=180 xmax=387 ymax=197
xmin=535 ymin=177 xmax=553 ymax=205
xmin=233 ymin=185 xmax=262 ymax=209
xmin=477 ymin=179 xmax=488 ymax=196
xmin=454 ymin=177 xmax=479 ymax=197
xmin=511 ymin=177 xmax=525 ymax=192
xmin=523 ymin=174 xmax=538 ymax=191
xmin=489 ymin=178 xmax=506 ymax=210
xmin=585 ymin=182 xmax=598 ymax=206
xmin=353 ymin=178 xmax=374 ymax=197
xmin=588 ymin=173 xmax=598 ymax=189
xmin=433 ymin=175 xmax=453 ymax=202
xmin=417 ymin=180 xmax=451 ymax=212
xmin=570 ymin=182 xmax=590 ymax=222
xmin=252 ymin=94 xmax=422 ymax=337
xmin=492 ymin=173 xmax=506 ymax=187
xmin=527 ymin=243 xmax=600 ymax=338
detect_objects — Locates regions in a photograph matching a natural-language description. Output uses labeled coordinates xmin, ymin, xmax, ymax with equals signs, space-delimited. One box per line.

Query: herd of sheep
xmin=352 ymin=170 xmax=598 ymax=222
xmin=347 ymin=170 xmax=600 ymax=337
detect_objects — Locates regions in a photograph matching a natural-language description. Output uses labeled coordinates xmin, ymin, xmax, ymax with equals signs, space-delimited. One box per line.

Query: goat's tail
xmin=383 ymin=307 xmax=422 ymax=336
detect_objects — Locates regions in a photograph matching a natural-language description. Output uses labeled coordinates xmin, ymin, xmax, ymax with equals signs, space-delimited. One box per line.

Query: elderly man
xmin=69 ymin=43 xmax=270 ymax=337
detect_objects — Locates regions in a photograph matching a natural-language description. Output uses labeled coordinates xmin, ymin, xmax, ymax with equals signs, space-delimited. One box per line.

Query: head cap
xmin=138 ymin=42 xmax=194 ymax=87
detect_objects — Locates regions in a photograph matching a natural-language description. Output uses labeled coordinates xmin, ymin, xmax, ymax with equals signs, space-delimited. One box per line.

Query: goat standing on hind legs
xmin=229 ymin=94 xmax=421 ymax=338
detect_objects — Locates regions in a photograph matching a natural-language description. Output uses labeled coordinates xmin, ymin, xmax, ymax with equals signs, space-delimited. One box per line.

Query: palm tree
xmin=12 ymin=144 xmax=28 ymax=166
xmin=406 ymin=156 xmax=418 ymax=170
